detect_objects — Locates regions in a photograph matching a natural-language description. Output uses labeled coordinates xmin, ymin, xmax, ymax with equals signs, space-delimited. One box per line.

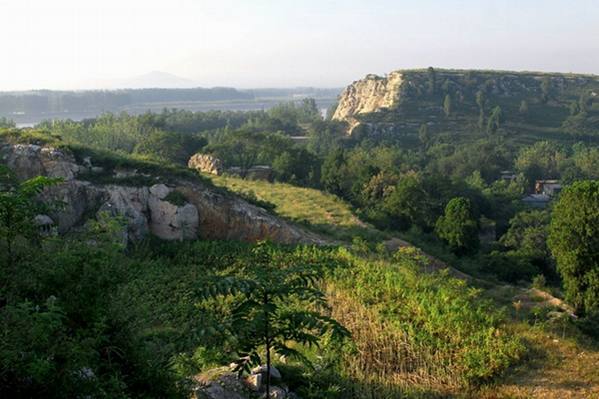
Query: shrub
xmin=548 ymin=180 xmax=599 ymax=315
xmin=164 ymin=190 xmax=188 ymax=206
xmin=481 ymin=251 xmax=540 ymax=283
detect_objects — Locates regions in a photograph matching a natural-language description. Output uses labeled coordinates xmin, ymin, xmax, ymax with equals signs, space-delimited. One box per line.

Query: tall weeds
xmin=326 ymin=248 xmax=524 ymax=396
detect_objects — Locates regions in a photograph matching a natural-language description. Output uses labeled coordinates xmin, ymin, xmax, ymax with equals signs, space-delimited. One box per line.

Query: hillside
xmin=208 ymin=174 xmax=599 ymax=398
xmin=0 ymin=130 xmax=324 ymax=245
xmin=333 ymin=68 xmax=599 ymax=145
xmin=209 ymin=174 xmax=386 ymax=242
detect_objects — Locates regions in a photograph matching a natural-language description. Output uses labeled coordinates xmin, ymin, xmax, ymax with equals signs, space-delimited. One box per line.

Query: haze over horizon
xmin=1 ymin=0 xmax=598 ymax=91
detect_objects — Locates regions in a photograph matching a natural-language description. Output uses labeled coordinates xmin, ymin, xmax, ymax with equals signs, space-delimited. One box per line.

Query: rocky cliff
xmin=333 ymin=68 xmax=599 ymax=136
xmin=333 ymin=71 xmax=403 ymax=133
xmin=0 ymin=142 xmax=325 ymax=245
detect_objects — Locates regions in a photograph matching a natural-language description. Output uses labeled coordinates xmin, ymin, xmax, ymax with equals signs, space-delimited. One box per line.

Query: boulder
xmin=149 ymin=183 xmax=171 ymax=199
xmin=251 ymin=365 xmax=281 ymax=380
xmin=148 ymin=184 xmax=199 ymax=240
xmin=1 ymin=144 xmax=79 ymax=180
xmin=40 ymin=147 xmax=80 ymax=180
xmin=268 ymin=386 xmax=287 ymax=399
xmin=192 ymin=367 xmax=250 ymax=399
xmin=188 ymin=153 xmax=224 ymax=176
xmin=43 ymin=180 xmax=106 ymax=234
xmin=99 ymin=186 xmax=150 ymax=241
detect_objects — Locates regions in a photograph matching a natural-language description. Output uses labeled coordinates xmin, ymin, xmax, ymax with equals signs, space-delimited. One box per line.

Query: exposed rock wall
xmin=0 ymin=142 xmax=325 ymax=245
xmin=333 ymin=71 xmax=403 ymax=133
xmin=332 ymin=69 xmax=599 ymax=135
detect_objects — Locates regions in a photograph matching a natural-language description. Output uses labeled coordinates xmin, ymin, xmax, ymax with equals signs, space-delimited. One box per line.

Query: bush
xmin=532 ymin=274 xmax=547 ymax=290
xmin=164 ymin=190 xmax=188 ymax=206
xmin=548 ymin=180 xmax=599 ymax=315
xmin=481 ymin=251 xmax=540 ymax=283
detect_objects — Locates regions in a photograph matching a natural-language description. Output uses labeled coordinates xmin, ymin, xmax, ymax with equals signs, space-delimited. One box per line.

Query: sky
xmin=0 ymin=0 xmax=597 ymax=91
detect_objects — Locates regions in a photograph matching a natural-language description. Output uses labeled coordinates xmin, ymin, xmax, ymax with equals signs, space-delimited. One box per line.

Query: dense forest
xmin=1 ymin=70 xmax=599 ymax=398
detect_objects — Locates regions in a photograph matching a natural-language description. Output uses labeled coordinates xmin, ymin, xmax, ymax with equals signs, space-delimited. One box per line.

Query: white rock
xmin=149 ymin=183 xmax=171 ymax=200
xmin=188 ymin=153 xmax=223 ymax=175
xmin=251 ymin=365 xmax=281 ymax=380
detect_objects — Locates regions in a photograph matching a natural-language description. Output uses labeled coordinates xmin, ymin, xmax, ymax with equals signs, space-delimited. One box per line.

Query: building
xmin=522 ymin=193 xmax=551 ymax=208
xmin=535 ymin=180 xmax=562 ymax=196
xmin=500 ymin=170 xmax=517 ymax=183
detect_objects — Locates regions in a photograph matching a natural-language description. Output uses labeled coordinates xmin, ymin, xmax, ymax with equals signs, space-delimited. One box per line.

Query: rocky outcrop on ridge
xmin=0 ymin=142 xmax=325 ymax=245
xmin=188 ymin=153 xmax=224 ymax=176
xmin=333 ymin=71 xmax=403 ymax=133
xmin=333 ymin=68 xmax=599 ymax=135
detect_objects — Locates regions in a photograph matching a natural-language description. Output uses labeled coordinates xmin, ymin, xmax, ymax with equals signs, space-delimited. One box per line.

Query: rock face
xmin=333 ymin=71 xmax=403 ymax=133
xmin=1 ymin=142 xmax=324 ymax=245
xmin=188 ymin=153 xmax=224 ymax=176
xmin=1 ymin=143 xmax=80 ymax=180
xmin=333 ymin=68 xmax=599 ymax=135
xmin=147 ymin=184 xmax=199 ymax=240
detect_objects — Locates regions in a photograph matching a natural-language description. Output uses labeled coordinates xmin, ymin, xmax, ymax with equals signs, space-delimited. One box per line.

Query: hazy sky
xmin=0 ymin=0 xmax=597 ymax=90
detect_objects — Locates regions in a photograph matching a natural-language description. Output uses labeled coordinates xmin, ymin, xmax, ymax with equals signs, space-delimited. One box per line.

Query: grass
xmin=208 ymin=174 xmax=387 ymax=242
xmin=327 ymin=247 xmax=526 ymax=396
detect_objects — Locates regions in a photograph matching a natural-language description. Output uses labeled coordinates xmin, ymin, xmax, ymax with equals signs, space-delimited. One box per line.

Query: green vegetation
xmin=329 ymin=247 xmax=524 ymax=393
xmin=198 ymin=242 xmax=348 ymax=397
xmin=2 ymin=73 xmax=599 ymax=397
xmin=435 ymin=197 xmax=479 ymax=254
xmin=210 ymin=174 xmax=385 ymax=242
xmin=0 ymin=197 xmax=526 ymax=397
xmin=548 ymin=181 xmax=599 ymax=316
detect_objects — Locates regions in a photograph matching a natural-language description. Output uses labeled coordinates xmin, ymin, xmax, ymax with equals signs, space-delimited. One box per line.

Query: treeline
xmin=38 ymin=100 xmax=328 ymax=178
xmin=0 ymin=87 xmax=252 ymax=115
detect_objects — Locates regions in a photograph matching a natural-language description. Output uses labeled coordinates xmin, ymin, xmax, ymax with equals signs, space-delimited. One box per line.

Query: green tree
xmin=515 ymin=141 xmax=566 ymax=183
xmin=0 ymin=167 xmax=60 ymax=271
xmin=198 ymin=242 xmax=348 ymax=397
xmin=569 ymin=100 xmax=581 ymax=116
xmin=476 ymin=90 xmax=486 ymax=129
xmin=134 ymin=130 xmax=207 ymax=165
xmin=487 ymin=106 xmax=502 ymax=134
xmin=572 ymin=144 xmax=599 ymax=180
xmin=383 ymin=174 xmax=435 ymax=231
xmin=548 ymin=181 xmax=599 ymax=315
xmin=418 ymin=123 xmax=430 ymax=146
xmin=307 ymin=120 xmax=345 ymax=157
xmin=540 ymin=76 xmax=551 ymax=103
xmin=0 ymin=117 xmax=15 ymax=128
xmin=321 ymin=148 xmax=349 ymax=196
xmin=435 ymin=197 xmax=479 ymax=254
xmin=443 ymin=94 xmax=452 ymax=117
xmin=427 ymin=66 xmax=436 ymax=95
xmin=519 ymin=100 xmax=529 ymax=115
xmin=500 ymin=210 xmax=550 ymax=260
xmin=208 ymin=129 xmax=269 ymax=177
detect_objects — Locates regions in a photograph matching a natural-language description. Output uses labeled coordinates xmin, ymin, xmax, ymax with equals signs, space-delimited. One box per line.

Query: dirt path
xmin=478 ymin=329 xmax=599 ymax=398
